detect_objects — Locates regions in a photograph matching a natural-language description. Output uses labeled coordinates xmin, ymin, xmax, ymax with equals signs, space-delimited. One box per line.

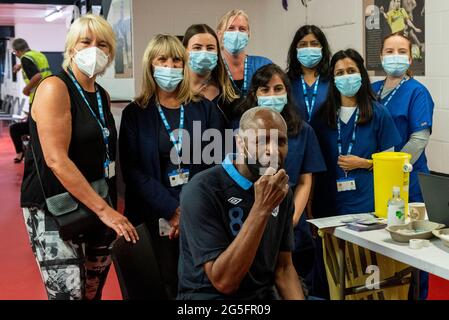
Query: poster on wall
xmin=364 ymin=0 xmax=425 ymax=76
xmin=108 ymin=0 xmax=133 ymax=79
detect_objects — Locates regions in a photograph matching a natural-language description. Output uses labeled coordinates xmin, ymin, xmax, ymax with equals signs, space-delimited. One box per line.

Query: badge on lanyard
xmin=157 ymin=102 xmax=189 ymax=188
xmin=336 ymin=175 xmax=357 ymax=192
xmin=104 ymin=160 xmax=116 ymax=178
xmin=169 ymin=168 xmax=190 ymax=187
xmin=67 ymin=69 xmax=113 ymax=179
xmin=336 ymin=108 xmax=359 ymax=192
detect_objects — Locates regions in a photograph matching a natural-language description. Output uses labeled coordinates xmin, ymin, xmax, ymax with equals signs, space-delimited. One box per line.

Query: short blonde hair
xmin=135 ymin=34 xmax=198 ymax=108
xmin=62 ymin=14 xmax=116 ymax=72
xmin=217 ymin=9 xmax=250 ymax=40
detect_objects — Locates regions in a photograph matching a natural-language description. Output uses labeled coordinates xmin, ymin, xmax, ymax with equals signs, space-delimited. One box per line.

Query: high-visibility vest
xmin=21 ymin=50 xmax=52 ymax=104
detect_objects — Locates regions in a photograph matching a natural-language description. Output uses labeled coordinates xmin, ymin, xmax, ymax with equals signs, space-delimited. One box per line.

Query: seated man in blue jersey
xmin=177 ymin=107 xmax=305 ymax=300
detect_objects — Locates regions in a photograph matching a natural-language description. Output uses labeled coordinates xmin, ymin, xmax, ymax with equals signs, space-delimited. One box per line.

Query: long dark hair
xmin=182 ymin=23 xmax=237 ymax=103
xmin=240 ymin=63 xmax=302 ymax=137
xmin=286 ymin=25 xmax=331 ymax=80
xmin=320 ymin=49 xmax=376 ymax=128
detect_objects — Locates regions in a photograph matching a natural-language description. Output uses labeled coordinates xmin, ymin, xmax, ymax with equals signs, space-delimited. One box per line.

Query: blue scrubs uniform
xmin=290 ymin=76 xmax=330 ymax=124
xmin=285 ymin=121 xmax=326 ymax=252
xmin=246 ymin=55 xmax=272 ymax=90
xmin=372 ymin=78 xmax=434 ymax=202
xmin=313 ymin=102 xmax=401 ymax=216
xmin=226 ymin=55 xmax=272 ymax=98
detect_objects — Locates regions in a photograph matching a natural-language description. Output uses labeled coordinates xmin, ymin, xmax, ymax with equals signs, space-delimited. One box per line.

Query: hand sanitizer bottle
xmin=387 ymin=186 xmax=405 ymax=226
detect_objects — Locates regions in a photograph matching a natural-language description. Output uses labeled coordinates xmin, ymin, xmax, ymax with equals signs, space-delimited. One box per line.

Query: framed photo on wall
xmin=364 ymin=0 xmax=425 ymax=76
xmin=108 ymin=0 xmax=133 ymax=79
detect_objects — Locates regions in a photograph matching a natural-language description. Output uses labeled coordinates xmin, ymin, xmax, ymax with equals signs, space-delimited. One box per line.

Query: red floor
xmin=0 ymin=122 xmax=121 ymax=300
xmin=0 ymin=120 xmax=448 ymax=300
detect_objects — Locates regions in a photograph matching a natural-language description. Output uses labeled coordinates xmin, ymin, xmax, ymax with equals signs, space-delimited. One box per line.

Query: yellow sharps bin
xmin=371 ymin=152 xmax=413 ymax=218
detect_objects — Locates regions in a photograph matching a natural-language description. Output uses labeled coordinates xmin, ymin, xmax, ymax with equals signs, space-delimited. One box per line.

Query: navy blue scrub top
xmin=290 ymin=76 xmax=330 ymax=125
xmin=286 ymin=121 xmax=326 ymax=186
xmin=312 ymin=102 xmax=402 ymax=216
xmin=372 ymin=78 xmax=434 ymax=202
xmin=285 ymin=121 xmax=326 ymax=252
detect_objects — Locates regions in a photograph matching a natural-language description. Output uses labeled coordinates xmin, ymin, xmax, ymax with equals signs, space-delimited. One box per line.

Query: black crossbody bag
xmin=30 ymin=143 xmax=109 ymax=241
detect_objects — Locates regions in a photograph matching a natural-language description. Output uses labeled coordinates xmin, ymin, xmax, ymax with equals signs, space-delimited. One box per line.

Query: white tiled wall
xmin=415 ymin=0 xmax=449 ymax=174
xmin=305 ymin=0 xmax=449 ymax=174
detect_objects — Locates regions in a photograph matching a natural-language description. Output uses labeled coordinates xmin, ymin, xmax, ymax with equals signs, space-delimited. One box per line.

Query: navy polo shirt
xmin=177 ymin=154 xmax=294 ymax=300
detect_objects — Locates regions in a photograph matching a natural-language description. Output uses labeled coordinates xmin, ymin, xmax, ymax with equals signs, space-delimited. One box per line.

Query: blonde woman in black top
xmin=21 ymin=14 xmax=138 ymax=300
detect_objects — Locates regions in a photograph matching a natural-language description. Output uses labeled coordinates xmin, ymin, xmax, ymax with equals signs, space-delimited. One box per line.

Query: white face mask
xmin=73 ymin=46 xmax=109 ymax=78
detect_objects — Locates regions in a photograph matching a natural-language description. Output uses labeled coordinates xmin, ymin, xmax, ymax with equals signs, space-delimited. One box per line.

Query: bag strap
xmin=29 ymin=142 xmax=48 ymax=200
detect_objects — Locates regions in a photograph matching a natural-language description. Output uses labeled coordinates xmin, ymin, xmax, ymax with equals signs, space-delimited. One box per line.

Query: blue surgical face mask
xmin=223 ymin=31 xmax=249 ymax=54
xmin=188 ymin=51 xmax=218 ymax=74
xmin=153 ymin=66 xmax=184 ymax=92
xmin=296 ymin=47 xmax=323 ymax=68
xmin=334 ymin=74 xmax=362 ymax=97
xmin=382 ymin=54 xmax=410 ymax=77
xmin=257 ymin=94 xmax=288 ymax=113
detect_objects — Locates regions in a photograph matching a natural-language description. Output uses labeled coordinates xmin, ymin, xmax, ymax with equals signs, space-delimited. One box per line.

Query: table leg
xmin=412 ymin=268 xmax=420 ymax=300
xmin=337 ymin=238 xmax=346 ymax=300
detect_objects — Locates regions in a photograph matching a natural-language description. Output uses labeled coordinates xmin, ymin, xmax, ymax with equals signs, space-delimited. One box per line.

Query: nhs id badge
xmin=178 ymin=168 xmax=189 ymax=185
xmin=169 ymin=169 xmax=190 ymax=187
xmin=104 ymin=160 xmax=116 ymax=178
xmin=336 ymin=177 xmax=356 ymax=192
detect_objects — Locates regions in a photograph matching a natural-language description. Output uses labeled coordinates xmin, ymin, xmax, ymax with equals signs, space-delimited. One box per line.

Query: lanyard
xmin=67 ymin=69 xmax=110 ymax=159
xmin=337 ymin=108 xmax=360 ymax=156
xmin=224 ymin=56 xmax=248 ymax=97
xmin=301 ymin=75 xmax=320 ymax=121
xmin=377 ymin=77 xmax=407 ymax=107
xmin=156 ymin=102 xmax=184 ymax=156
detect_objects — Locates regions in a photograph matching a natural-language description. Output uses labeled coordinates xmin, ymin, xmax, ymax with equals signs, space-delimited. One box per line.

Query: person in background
xmin=313 ymin=49 xmax=401 ymax=217
xmin=183 ymin=24 xmax=238 ymax=129
xmin=239 ymin=64 xmax=326 ymax=289
xmin=372 ymin=32 xmax=434 ymax=300
xmin=178 ymin=107 xmax=305 ymax=300
xmin=119 ymin=34 xmax=222 ymax=299
xmin=9 ymin=113 xmax=29 ymax=163
xmin=311 ymin=49 xmax=401 ymax=300
xmin=286 ymin=25 xmax=331 ymax=124
xmin=286 ymin=26 xmax=332 ymax=296
xmin=216 ymin=9 xmax=272 ymax=126
xmin=20 ymin=14 xmax=138 ymax=300
xmin=10 ymin=38 xmax=52 ymax=163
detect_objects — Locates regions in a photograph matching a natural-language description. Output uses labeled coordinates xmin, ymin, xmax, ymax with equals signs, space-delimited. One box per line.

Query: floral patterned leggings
xmin=22 ymin=207 xmax=116 ymax=300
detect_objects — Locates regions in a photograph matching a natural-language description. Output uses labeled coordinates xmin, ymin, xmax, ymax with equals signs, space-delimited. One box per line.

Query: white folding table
xmin=329 ymin=226 xmax=449 ymax=300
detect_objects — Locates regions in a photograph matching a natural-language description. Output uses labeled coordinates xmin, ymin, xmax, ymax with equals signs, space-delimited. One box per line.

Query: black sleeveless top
xmin=20 ymin=70 xmax=117 ymax=209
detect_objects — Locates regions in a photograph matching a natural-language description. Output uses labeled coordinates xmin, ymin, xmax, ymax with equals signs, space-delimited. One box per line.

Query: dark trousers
xmin=146 ymin=219 xmax=179 ymax=300
xmin=292 ymin=247 xmax=315 ymax=291
xmin=309 ymin=237 xmax=330 ymax=299
xmin=9 ymin=121 xmax=29 ymax=153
